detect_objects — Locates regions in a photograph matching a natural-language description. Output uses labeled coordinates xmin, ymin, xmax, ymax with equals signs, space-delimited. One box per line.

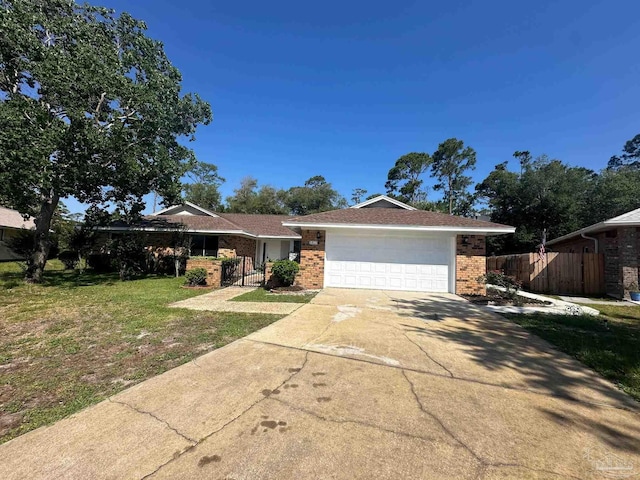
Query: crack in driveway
xmin=108 ymin=398 xmax=197 ymax=444
xmin=139 ymin=351 xmax=310 ymax=479
xmin=247 ymin=338 xmax=639 ymax=413
xmin=401 ymin=370 xmax=584 ymax=480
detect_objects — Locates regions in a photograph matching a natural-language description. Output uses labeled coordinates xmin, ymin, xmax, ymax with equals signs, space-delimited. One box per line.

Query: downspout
xmin=581 ymin=233 xmax=598 ymax=253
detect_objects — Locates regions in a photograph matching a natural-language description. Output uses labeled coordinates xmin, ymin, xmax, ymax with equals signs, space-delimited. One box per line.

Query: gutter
xmin=281 ymin=222 xmax=515 ymax=235
xmin=581 ymin=233 xmax=599 ymax=253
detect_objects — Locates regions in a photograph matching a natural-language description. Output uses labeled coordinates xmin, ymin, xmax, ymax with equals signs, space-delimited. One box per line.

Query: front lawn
xmin=231 ymin=287 xmax=317 ymax=304
xmin=0 ymin=261 xmax=282 ymax=444
xmin=504 ymin=304 xmax=640 ymax=401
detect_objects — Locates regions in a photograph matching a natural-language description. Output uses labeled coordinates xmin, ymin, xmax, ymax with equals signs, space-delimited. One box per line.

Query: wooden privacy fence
xmin=486 ymin=253 xmax=605 ymax=295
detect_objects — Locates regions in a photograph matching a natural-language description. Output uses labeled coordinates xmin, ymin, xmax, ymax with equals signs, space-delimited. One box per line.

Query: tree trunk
xmin=25 ymin=192 xmax=59 ymax=283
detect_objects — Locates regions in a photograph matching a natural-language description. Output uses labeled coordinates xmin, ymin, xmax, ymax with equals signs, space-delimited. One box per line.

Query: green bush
xmin=185 ymin=268 xmax=208 ymax=286
xmin=271 ymin=259 xmax=299 ymax=287
xmin=58 ymin=251 xmax=79 ymax=270
xmin=480 ymin=270 xmax=522 ymax=302
xmin=87 ymin=253 xmax=115 ymax=273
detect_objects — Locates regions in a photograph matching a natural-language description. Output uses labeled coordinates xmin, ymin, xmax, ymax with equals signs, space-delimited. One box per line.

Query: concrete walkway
xmin=1 ymin=288 xmax=639 ymax=479
xmin=169 ymin=286 xmax=303 ymax=314
xmin=560 ymin=295 xmax=638 ymax=306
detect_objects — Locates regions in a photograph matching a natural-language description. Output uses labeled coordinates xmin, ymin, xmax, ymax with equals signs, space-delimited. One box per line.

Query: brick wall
xmin=620 ymin=227 xmax=640 ymax=298
xmin=185 ymin=258 xmax=222 ymax=288
xmin=456 ymin=235 xmax=486 ymax=295
xmin=296 ymin=229 xmax=325 ymax=289
xmin=218 ymin=235 xmax=257 ymax=259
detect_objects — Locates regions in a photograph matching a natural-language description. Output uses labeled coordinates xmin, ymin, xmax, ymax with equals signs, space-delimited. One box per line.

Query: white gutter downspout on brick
xmin=581 ymin=233 xmax=598 ymax=253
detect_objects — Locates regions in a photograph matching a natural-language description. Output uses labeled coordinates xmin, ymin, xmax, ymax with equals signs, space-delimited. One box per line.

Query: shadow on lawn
xmin=0 ymin=269 xmax=135 ymax=289
xmin=387 ymin=294 xmax=640 ymax=455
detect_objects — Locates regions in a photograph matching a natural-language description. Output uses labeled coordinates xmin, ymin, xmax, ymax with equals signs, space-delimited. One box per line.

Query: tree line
xmin=186 ymin=133 xmax=640 ymax=256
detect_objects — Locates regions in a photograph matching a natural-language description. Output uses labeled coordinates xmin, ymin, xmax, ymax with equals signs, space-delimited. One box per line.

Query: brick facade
xmin=218 ymin=235 xmax=257 ymax=259
xmin=185 ymin=258 xmax=222 ymax=288
xmin=456 ymin=235 xmax=486 ymax=295
xmin=620 ymin=227 xmax=639 ymax=297
xmin=296 ymin=229 xmax=325 ymax=290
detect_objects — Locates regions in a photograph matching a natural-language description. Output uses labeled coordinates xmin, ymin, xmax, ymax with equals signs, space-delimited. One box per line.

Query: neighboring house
xmin=546 ymin=207 xmax=640 ymax=298
xmin=0 ymin=206 xmax=35 ymax=261
xmin=111 ymin=196 xmax=515 ymax=294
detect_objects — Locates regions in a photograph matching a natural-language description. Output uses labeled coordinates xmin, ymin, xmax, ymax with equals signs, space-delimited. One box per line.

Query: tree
xmin=476 ymin=154 xmax=595 ymax=254
xmin=431 ymin=138 xmax=476 ymax=215
xmin=589 ymin=167 xmax=640 ymax=223
xmin=0 ymin=1 xmax=211 ymax=282
xmin=351 ymin=188 xmax=368 ymax=205
xmin=183 ymin=161 xmax=224 ymax=211
xmin=385 ymin=152 xmax=431 ymax=204
xmin=608 ymin=134 xmax=640 ymax=170
xmin=225 ymin=177 xmax=288 ymax=214
xmin=285 ymin=176 xmax=345 ymax=216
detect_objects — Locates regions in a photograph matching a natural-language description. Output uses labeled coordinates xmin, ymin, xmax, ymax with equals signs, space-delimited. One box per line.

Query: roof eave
xmin=546 ymin=219 xmax=640 ymax=246
xmin=281 ymin=222 xmax=515 ymax=235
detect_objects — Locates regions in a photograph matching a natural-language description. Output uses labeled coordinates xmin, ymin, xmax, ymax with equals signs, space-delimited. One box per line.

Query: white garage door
xmin=325 ymin=231 xmax=453 ymax=292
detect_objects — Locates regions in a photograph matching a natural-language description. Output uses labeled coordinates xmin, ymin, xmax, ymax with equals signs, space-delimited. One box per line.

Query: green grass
xmin=0 ymin=261 xmax=283 ymax=444
xmin=504 ymin=304 xmax=640 ymax=401
xmin=230 ymin=287 xmax=317 ymax=304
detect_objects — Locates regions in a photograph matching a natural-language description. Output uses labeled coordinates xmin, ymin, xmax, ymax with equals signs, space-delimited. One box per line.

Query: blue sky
xmin=67 ymin=0 xmax=640 ymax=213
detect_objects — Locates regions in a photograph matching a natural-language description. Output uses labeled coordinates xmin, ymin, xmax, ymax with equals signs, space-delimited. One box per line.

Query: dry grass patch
xmin=0 ymin=261 xmax=282 ymax=443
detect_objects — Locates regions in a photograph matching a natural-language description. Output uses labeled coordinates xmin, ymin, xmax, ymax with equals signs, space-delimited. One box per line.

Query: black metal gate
xmin=221 ymin=256 xmax=265 ymax=287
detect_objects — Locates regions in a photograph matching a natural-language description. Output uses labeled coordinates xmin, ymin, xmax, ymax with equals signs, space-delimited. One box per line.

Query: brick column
xmin=620 ymin=227 xmax=639 ymax=298
xmin=456 ymin=235 xmax=486 ymax=295
xmin=296 ymin=229 xmax=325 ymax=289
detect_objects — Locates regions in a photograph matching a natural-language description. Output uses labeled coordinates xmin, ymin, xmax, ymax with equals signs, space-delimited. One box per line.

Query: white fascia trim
xmin=351 ymin=195 xmax=417 ymax=210
xmin=97 ymin=226 xmax=251 ymax=235
xmin=546 ymin=216 xmax=640 ymax=247
xmin=153 ymin=202 xmax=219 ymax=217
xmin=546 ymin=223 xmax=604 ymax=246
xmin=256 ymin=234 xmax=302 ymax=239
xmin=281 ymin=222 xmax=515 ymax=235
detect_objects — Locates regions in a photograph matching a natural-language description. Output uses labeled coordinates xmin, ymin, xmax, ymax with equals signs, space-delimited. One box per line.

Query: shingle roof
xmin=113 ymin=213 xmax=302 ymax=238
xmin=218 ymin=214 xmax=300 ymax=238
xmin=0 ymin=206 xmax=35 ymax=230
xmin=283 ymin=208 xmax=514 ymax=231
xmin=141 ymin=214 xmax=245 ymax=233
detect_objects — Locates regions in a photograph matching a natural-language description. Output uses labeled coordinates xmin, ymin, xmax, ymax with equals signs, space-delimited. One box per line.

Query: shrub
xmin=58 ymin=250 xmax=79 ymax=270
xmin=271 ymin=259 xmax=300 ymax=287
xmin=110 ymin=233 xmax=147 ymax=281
xmin=479 ymin=270 xmax=522 ymax=302
xmin=87 ymin=253 xmax=115 ymax=273
xmin=185 ymin=268 xmax=208 ymax=286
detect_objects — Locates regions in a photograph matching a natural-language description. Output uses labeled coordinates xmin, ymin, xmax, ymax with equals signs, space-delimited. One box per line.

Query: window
xmin=190 ymin=235 xmax=219 ymax=256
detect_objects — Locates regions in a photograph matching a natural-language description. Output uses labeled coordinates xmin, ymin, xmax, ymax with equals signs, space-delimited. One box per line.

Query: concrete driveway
xmin=1 ymin=288 xmax=639 ymax=479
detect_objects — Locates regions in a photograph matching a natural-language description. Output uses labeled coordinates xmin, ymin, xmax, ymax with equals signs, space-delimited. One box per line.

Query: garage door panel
xmin=325 ymin=232 xmax=452 ymax=293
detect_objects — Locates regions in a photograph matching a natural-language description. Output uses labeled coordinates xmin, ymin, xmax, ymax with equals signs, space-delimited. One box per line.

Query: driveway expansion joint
xmin=140 ymin=352 xmax=310 ymax=479
xmin=246 ymin=338 xmax=640 ymax=414
xmin=108 ymin=398 xmax=197 ymax=444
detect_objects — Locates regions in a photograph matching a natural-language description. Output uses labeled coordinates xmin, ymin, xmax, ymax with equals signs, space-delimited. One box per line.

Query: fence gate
xmin=221 ymin=256 xmax=265 ymax=287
